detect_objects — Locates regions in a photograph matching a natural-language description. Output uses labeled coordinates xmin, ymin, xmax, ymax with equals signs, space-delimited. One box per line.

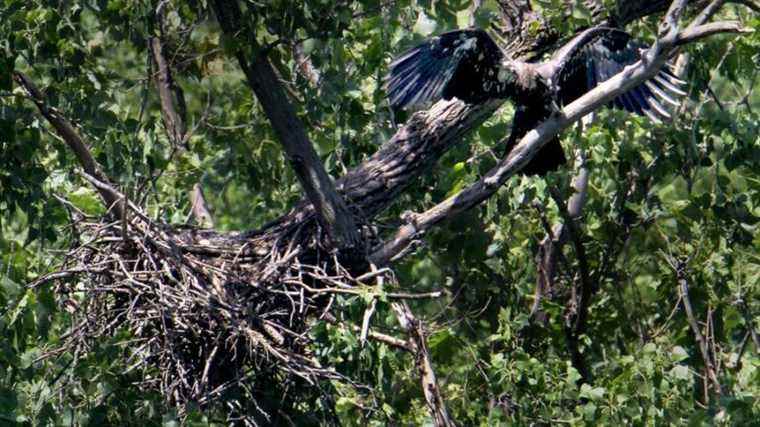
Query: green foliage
xmin=1 ymin=0 xmax=758 ymax=425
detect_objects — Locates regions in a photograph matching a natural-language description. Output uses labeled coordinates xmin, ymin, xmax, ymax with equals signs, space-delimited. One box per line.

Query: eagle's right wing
xmin=385 ymin=29 xmax=505 ymax=110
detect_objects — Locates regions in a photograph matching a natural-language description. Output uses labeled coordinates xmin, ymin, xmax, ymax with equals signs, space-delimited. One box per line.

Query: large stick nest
xmin=39 ymin=204 xmax=385 ymax=420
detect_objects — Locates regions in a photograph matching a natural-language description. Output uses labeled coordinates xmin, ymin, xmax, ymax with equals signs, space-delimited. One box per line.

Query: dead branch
xmin=736 ymin=0 xmax=760 ymax=12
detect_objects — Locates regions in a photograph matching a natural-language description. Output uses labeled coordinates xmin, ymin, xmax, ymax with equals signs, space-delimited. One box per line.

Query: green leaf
xmin=580 ymin=383 xmax=606 ymax=402
xmin=669 ymin=365 xmax=691 ymax=381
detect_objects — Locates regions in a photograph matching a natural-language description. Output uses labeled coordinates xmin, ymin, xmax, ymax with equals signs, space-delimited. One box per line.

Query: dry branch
xmin=672 ymin=259 xmax=724 ymax=396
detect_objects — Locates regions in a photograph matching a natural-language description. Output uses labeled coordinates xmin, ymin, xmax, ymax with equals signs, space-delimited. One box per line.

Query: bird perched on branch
xmin=385 ymin=27 xmax=686 ymax=175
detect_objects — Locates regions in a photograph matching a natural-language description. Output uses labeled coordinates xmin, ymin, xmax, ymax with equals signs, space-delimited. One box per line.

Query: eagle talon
xmin=401 ymin=210 xmax=419 ymax=229
xmin=549 ymin=98 xmax=563 ymax=116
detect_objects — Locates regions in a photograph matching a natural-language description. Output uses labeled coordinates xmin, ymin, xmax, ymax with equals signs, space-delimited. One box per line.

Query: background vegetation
xmin=1 ymin=0 xmax=758 ymax=425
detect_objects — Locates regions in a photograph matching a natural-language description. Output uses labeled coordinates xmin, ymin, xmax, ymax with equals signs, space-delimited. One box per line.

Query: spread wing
xmin=384 ymin=29 xmax=505 ymax=109
xmin=552 ymin=27 xmax=686 ymax=122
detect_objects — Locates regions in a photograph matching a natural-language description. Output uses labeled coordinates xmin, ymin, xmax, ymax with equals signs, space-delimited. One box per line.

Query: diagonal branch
xmin=12 ymin=72 xmax=125 ymax=220
xmin=369 ymin=18 xmax=747 ymax=266
xmin=198 ymin=0 xmax=729 ymax=249
xmin=737 ymin=0 xmax=760 ymax=12
xmin=210 ymin=0 xmax=360 ymax=250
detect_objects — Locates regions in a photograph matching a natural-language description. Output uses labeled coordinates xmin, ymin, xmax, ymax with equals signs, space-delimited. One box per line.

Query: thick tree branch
xmin=13 ymin=72 xmax=125 ymax=220
xmin=690 ymin=0 xmax=727 ymax=28
xmin=180 ymin=0 xmax=729 ymax=253
xmin=244 ymin=100 xmax=501 ymax=242
xmin=370 ymin=13 xmax=746 ymax=266
xmin=615 ymin=0 xmax=758 ymax=26
xmin=737 ymin=0 xmax=760 ymax=12
xmin=210 ymin=0 xmax=360 ymax=250
xmin=615 ymin=1 xmax=674 ymax=26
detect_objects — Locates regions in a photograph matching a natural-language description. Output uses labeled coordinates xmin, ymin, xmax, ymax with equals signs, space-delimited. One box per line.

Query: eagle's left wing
xmin=550 ymin=27 xmax=686 ymax=123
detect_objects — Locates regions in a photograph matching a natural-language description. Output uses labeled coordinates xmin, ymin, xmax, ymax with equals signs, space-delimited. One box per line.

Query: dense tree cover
xmin=1 ymin=0 xmax=758 ymax=425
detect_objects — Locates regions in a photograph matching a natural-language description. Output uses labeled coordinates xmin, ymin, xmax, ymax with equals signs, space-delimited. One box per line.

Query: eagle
xmin=385 ymin=27 xmax=686 ymax=175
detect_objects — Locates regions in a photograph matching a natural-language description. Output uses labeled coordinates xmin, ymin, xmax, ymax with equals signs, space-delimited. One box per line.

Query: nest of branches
xmin=36 ymin=202 xmax=386 ymax=419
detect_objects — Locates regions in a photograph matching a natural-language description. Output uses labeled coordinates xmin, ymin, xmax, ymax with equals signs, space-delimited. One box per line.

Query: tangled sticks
xmin=35 ymin=199 xmax=386 ymax=415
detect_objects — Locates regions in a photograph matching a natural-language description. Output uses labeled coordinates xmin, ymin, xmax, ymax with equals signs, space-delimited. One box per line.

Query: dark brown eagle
xmin=385 ymin=27 xmax=686 ymax=175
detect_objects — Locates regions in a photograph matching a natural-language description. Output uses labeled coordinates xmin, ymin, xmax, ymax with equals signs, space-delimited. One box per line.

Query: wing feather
xmin=385 ymin=29 xmax=504 ymax=109
xmin=554 ymin=27 xmax=687 ymax=121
